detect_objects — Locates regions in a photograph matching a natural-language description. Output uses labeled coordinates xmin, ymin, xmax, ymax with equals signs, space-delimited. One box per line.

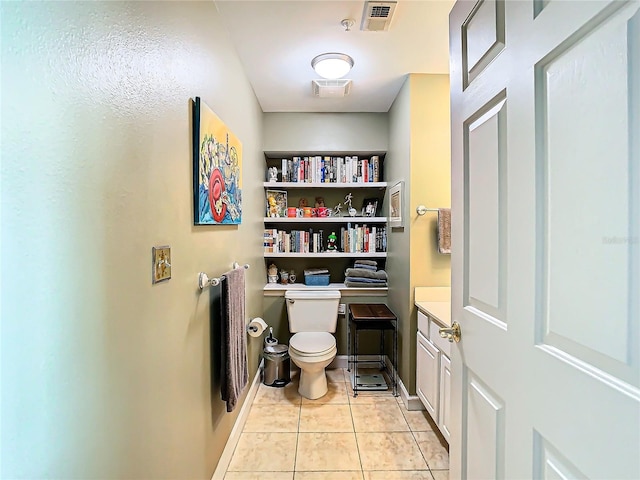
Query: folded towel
xmin=437 ymin=208 xmax=451 ymax=255
xmin=354 ymin=259 xmax=378 ymax=267
xmin=345 ymin=280 xmax=388 ymax=288
xmin=304 ymin=268 xmax=329 ymax=275
xmin=220 ymin=267 xmax=248 ymax=413
xmin=352 ymin=264 xmax=377 ymax=271
xmin=345 ymin=268 xmax=388 ymax=280
xmin=345 ymin=276 xmax=387 ymax=284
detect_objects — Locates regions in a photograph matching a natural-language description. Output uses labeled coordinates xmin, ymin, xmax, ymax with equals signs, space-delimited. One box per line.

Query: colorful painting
xmin=192 ymin=97 xmax=242 ymax=225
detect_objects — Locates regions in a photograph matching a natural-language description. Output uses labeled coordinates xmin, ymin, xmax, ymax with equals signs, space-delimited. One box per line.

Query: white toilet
xmin=285 ymin=289 xmax=341 ymax=400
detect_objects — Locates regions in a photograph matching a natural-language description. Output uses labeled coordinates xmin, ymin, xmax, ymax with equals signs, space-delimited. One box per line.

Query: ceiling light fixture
xmin=311 ymin=53 xmax=354 ymax=80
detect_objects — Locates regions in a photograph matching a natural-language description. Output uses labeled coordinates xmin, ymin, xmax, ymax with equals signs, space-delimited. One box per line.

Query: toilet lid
xmin=290 ymin=332 xmax=335 ymax=355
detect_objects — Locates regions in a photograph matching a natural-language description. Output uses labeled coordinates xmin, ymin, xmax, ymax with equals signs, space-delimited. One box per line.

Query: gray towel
xmin=354 ymin=259 xmax=378 ymax=267
xmin=437 ymin=208 xmax=451 ymax=255
xmin=352 ymin=264 xmax=377 ymax=271
xmin=221 ymin=267 xmax=248 ymax=412
xmin=345 ymin=280 xmax=388 ymax=288
xmin=345 ymin=268 xmax=388 ymax=280
xmin=345 ymin=276 xmax=387 ymax=284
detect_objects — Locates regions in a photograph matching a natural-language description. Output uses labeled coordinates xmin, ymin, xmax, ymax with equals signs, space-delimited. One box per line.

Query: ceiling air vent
xmin=312 ymin=79 xmax=352 ymax=98
xmin=360 ymin=1 xmax=397 ymax=32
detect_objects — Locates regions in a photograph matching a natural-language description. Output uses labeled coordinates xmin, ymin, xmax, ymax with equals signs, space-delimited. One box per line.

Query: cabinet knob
xmin=439 ymin=322 xmax=461 ymax=343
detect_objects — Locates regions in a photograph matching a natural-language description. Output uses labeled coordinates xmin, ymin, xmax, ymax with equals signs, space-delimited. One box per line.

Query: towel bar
xmin=198 ymin=263 xmax=250 ymax=290
xmin=416 ymin=205 xmax=440 ymax=216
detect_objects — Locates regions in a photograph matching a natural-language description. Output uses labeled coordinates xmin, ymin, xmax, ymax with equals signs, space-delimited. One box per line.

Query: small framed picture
xmin=388 ymin=181 xmax=404 ymax=228
xmin=361 ymin=197 xmax=381 ymax=217
xmin=152 ymin=246 xmax=171 ymax=283
xmin=266 ymin=189 xmax=287 ymax=218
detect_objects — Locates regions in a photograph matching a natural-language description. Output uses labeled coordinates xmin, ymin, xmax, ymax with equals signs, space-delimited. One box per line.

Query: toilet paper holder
xmin=247 ymin=317 xmax=269 ymax=337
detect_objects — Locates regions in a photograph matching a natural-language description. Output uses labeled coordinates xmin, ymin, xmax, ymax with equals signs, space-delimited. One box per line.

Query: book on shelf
xmin=272 ymin=155 xmax=382 ymax=184
xmin=264 ymin=225 xmax=386 ymax=254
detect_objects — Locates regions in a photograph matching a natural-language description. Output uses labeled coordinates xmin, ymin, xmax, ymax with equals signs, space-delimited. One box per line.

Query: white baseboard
xmin=212 ymin=360 xmax=263 ymax=480
xmin=398 ymin=376 xmax=425 ymax=411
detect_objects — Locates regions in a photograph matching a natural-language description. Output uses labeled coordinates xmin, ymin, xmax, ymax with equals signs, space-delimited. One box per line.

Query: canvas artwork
xmin=192 ymin=97 xmax=242 ymax=225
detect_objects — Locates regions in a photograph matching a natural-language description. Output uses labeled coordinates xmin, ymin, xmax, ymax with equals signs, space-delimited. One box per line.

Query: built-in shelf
xmin=263 ymin=282 xmax=388 ymax=297
xmin=263 ymin=216 xmax=387 ymax=223
xmin=264 ymin=182 xmax=387 ymax=189
xmin=264 ymin=252 xmax=387 ymax=258
xmin=263 ymin=151 xmax=388 ymax=297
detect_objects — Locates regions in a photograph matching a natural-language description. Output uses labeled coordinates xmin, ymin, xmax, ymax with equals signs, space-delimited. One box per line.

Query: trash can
xmin=263 ymin=344 xmax=290 ymax=387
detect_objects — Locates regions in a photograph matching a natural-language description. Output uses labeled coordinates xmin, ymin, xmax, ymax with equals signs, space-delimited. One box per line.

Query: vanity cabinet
xmin=416 ymin=328 xmax=440 ymax=420
xmin=416 ymin=308 xmax=451 ymax=442
xmin=439 ymin=352 xmax=451 ymax=440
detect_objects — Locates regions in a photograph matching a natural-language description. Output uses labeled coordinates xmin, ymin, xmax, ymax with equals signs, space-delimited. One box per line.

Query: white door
xmin=449 ymin=1 xmax=640 ymax=478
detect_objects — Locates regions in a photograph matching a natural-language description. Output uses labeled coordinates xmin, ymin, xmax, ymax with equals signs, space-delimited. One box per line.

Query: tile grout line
xmin=341 ymin=367 xmax=369 ymax=478
xmin=293 ymin=384 xmax=302 ymax=476
xmin=410 ymin=428 xmax=436 ymax=478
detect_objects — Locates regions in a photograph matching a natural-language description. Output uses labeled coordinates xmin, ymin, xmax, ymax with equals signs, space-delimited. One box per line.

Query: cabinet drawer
xmin=429 ymin=319 xmax=451 ymax=356
xmin=418 ymin=310 xmax=430 ymax=337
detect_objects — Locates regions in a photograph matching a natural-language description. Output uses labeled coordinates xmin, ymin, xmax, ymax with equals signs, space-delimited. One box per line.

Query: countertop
xmin=415 ymin=287 xmax=451 ymax=327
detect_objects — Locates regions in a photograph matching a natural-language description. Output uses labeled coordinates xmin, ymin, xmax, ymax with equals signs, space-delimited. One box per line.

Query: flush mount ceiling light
xmin=311 ymin=53 xmax=354 ymax=79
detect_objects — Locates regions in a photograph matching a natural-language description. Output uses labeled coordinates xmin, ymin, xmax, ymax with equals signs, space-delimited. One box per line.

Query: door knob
xmin=439 ymin=322 xmax=461 ymax=343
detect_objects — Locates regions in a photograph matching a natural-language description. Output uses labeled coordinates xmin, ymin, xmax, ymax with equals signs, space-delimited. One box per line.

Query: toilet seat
xmin=289 ymin=332 xmax=336 ymax=357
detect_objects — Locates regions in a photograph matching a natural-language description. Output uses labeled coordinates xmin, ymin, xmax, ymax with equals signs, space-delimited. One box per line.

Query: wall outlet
xmin=338 ymin=303 xmax=346 ymax=315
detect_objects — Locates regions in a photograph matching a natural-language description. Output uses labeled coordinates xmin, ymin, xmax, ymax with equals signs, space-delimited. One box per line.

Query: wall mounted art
xmin=192 ymin=97 xmax=242 ymax=225
xmin=389 ymin=180 xmax=404 ymax=228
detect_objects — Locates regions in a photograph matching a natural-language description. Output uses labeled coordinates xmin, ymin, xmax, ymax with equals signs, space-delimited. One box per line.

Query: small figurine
xmin=327 ymin=231 xmax=338 ymax=251
xmin=267 ymin=263 xmax=278 ymax=283
xmin=344 ymin=193 xmax=353 ymax=209
xmin=344 ymin=193 xmax=357 ymax=217
xmin=333 ymin=202 xmax=342 ymax=217
xmin=268 ymin=196 xmax=279 ymax=217
xmin=298 ymin=197 xmax=309 ymax=208
xmin=314 ymin=197 xmax=325 ymax=208
xmin=268 ymin=166 xmax=278 ymax=183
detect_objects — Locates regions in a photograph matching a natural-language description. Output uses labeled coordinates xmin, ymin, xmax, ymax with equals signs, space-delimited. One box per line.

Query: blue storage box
xmin=304 ymin=274 xmax=330 ymax=286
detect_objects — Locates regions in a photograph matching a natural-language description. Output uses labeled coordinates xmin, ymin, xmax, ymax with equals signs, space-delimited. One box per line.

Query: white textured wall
xmin=1 ymin=2 xmax=264 ymax=478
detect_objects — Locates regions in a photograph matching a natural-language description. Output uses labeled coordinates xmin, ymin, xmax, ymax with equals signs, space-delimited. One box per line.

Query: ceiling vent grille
xmin=360 ymin=1 xmax=397 ymax=32
xmin=312 ymin=79 xmax=352 ymax=98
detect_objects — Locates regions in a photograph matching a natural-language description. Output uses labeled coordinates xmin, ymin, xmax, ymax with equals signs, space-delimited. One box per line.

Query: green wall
xmin=1 ymin=2 xmax=264 ymax=478
xmin=386 ymin=75 xmax=451 ymax=394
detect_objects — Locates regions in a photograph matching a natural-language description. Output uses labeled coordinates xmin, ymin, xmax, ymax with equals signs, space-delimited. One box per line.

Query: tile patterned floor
xmin=224 ymin=368 xmax=449 ymax=480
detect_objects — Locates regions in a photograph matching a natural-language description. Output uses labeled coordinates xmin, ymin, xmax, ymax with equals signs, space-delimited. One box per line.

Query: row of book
xmin=263 ymin=225 xmax=387 ymax=254
xmin=279 ymin=156 xmax=381 ymax=183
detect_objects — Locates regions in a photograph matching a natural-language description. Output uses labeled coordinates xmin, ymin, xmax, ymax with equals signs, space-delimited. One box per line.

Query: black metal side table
xmin=347 ymin=303 xmax=398 ymax=397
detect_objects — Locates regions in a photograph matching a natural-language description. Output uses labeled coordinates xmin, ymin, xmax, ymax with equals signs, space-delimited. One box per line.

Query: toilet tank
xmin=285 ymin=290 xmax=341 ymax=333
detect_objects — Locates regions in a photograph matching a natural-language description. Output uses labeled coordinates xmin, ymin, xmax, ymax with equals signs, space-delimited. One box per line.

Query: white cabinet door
xmin=416 ymin=331 xmax=440 ymax=422
xmin=439 ymin=353 xmax=451 ymax=443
